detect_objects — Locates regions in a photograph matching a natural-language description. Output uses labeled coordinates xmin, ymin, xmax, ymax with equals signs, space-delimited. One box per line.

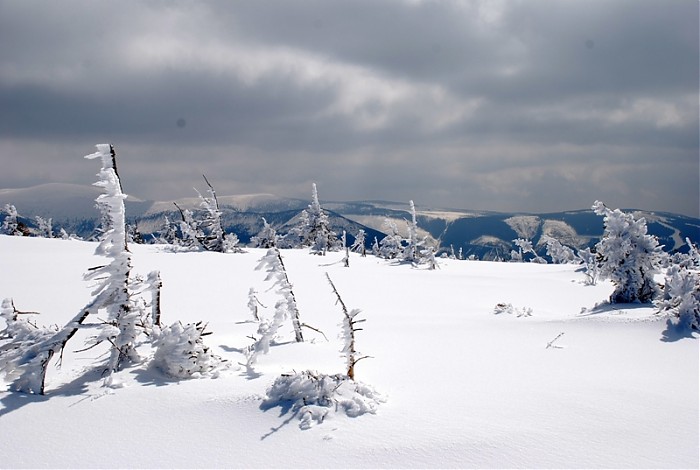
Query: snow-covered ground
xmin=0 ymin=235 xmax=697 ymax=468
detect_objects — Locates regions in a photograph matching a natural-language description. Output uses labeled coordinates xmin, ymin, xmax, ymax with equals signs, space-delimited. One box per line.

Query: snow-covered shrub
xmin=152 ymin=321 xmax=223 ymax=379
xmin=493 ymin=302 xmax=532 ymax=317
xmin=262 ymin=371 xmax=384 ymax=429
xmin=656 ymin=265 xmax=700 ymax=332
xmin=593 ymin=201 xmax=664 ymax=303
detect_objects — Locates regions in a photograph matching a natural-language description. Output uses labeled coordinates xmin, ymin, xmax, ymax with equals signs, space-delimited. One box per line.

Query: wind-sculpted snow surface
xmin=0 ymin=236 xmax=697 ymax=468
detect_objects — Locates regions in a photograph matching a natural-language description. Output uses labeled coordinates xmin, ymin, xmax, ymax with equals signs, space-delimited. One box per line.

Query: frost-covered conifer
xmin=593 ymin=201 xmax=664 ymax=303
xmin=251 ymin=217 xmax=278 ymax=248
xmin=35 ymin=216 xmax=53 ymax=238
xmin=294 ymin=183 xmax=339 ymax=254
xmin=174 ymin=203 xmax=204 ymax=250
xmin=379 ymin=219 xmax=403 ymax=259
xmin=656 ymin=265 xmax=700 ymax=331
xmin=326 ymin=274 xmax=368 ymax=380
xmin=84 ymin=144 xmax=145 ymax=375
xmin=402 ymin=200 xmax=424 ymax=263
xmin=256 ymin=248 xmax=304 ymax=342
xmin=190 ymin=175 xmax=242 ymax=253
xmin=448 ymin=245 xmax=457 ymax=260
xmin=245 ymin=248 xmax=305 ymax=374
xmin=371 ymin=236 xmax=380 ymax=256
xmin=350 ymin=229 xmax=367 ymax=256
xmin=2 ymin=204 xmax=21 ymax=236
xmin=158 ymin=216 xmax=181 ymax=245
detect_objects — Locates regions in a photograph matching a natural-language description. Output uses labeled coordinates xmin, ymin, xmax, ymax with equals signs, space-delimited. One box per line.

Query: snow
xmin=0 ymin=235 xmax=698 ymax=468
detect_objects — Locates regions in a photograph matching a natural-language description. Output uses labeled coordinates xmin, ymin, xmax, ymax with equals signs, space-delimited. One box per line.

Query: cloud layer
xmin=1 ymin=0 xmax=697 ymax=216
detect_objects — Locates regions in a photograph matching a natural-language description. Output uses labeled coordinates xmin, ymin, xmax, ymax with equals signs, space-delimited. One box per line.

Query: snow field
xmin=0 ymin=236 xmax=697 ymax=468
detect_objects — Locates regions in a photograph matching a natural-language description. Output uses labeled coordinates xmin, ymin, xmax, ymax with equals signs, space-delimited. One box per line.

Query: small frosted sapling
xmin=326 ymin=273 xmax=370 ymax=380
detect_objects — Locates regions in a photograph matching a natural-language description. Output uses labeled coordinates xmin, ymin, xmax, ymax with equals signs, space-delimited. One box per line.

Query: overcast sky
xmin=0 ymin=0 xmax=698 ymax=216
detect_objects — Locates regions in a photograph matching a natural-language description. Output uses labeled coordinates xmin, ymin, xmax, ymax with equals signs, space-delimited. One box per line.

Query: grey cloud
xmin=0 ymin=0 xmax=697 ymax=217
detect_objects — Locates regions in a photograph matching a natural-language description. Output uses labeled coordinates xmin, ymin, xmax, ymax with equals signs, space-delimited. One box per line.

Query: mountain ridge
xmin=1 ymin=183 xmax=698 ymax=258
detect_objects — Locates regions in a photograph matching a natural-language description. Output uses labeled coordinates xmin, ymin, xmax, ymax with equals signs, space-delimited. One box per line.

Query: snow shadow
xmin=131 ymin=362 xmax=183 ymax=387
xmin=0 ymin=366 xmax=98 ymax=417
xmin=578 ymin=301 xmax=654 ymax=317
xmin=661 ymin=319 xmax=698 ymax=342
xmin=259 ymin=398 xmax=299 ymax=440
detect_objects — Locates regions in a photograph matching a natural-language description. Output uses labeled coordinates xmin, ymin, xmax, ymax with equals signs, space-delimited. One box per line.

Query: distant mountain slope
xmin=1 ymin=184 xmax=697 ymax=257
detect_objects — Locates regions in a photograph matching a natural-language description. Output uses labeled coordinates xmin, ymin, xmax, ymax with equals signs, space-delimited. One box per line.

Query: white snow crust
xmin=0 ymin=235 xmax=697 ymax=468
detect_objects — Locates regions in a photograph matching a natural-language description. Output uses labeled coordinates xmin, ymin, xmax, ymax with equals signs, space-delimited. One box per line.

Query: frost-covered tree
xmin=158 ymin=215 xmax=181 ymax=245
xmin=293 ymin=183 xmax=339 ymax=254
xmin=247 ymin=287 xmax=265 ymax=322
xmin=35 ymin=216 xmax=53 ymax=238
xmin=245 ymin=248 xmax=305 ymax=374
xmin=402 ymin=200 xmax=424 ymax=263
xmin=0 ymin=144 xmax=149 ymax=394
xmin=371 ymin=236 xmax=380 ymax=256
xmin=256 ymin=248 xmax=304 ymax=342
xmin=261 ymin=275 xmax=382 ymax=429
xmin=2 ymin=204 xmax=21 ymax=236
xmin=174 ymin=203 xmax=204 ymax=250
xmin=196 ymin=175 xmax=242 ymax=253
xmin=669 ymin=237 xmax=700 ymax=269
xmin=378 ymin=219 xmax=403 ymax=259
xmin=84 ymin=144 xmax=147 ymax=376
xmin=195 ymin=175 xmax=226 ymax=252
xmin=577 ymin=247 xmax=600 ymax=286
xmin=656 ymin=265 xmax=700 ymax=332
xmin=593 ymin=201 xmax=664 ymax=303
xmin=512 ymin=238 xmax=546 ymax=264
xmin=0 ymin=298 xmax=60 ymax=393
xmin=251 ymin=217 xmax=278 ymax=248
xmin=544 ymin=236 xmax=577 ymax=264
xmin=327 ymin=273 xmax=369 ymax=380
xmin=350 ymin=229 xmax=367 ymax=256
